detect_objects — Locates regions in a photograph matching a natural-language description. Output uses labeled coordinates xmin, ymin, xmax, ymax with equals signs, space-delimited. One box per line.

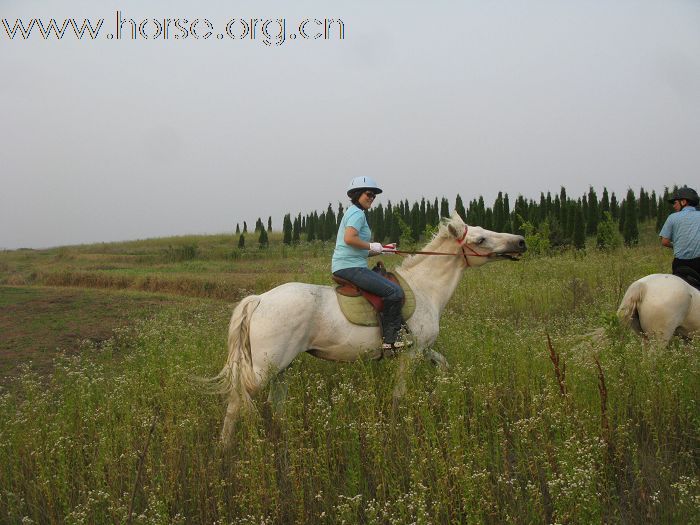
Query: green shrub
xmin=596 ymin=212 xmax=622 ymax=250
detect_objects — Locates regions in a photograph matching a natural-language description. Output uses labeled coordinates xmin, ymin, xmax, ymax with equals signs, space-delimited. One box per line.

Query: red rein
xmin=389 ymin=226 xmax=491 ymax=267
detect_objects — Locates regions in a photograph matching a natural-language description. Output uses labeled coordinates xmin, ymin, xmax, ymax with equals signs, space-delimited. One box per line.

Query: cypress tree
xmin=503 ymin=193 xmax=512 ymax=233
xmin=559 ymin=187 xmax=567 ymax=225
xmin=282 ymin=214 xmax=292 ymax=245
xmin=440 ymin=197 xmax=450 ymax=218
xmin=650 ymin=190 xmax=657 ymax=219
xmin=623 ymin=188 xmax=639 ymax=246
xmin=325 ymin=204 xmax=336 ymax=241
xmin=238 ymin=233 xmax=245 ymax=249
xmin=235 ymin=223 xmax=240 ymax=234
xmin=293 ymin=215 xmax=301 ymax=243
xmin=373 ymin=204 xmax=385 ymax=242
xmin=601 ymin=188 xmax=610 ymax=214
xmin=337 ymin=203 xmax=344 ymax=227
xmin=539 ymin=193 xmax=547 ymax=224
xmin=243 ymin=221 xmax=248 ymax=233
xmin=419 ymin=198 xmax=427 ymax=234
xmin=484 ymin=208 xmax=493 ymax=230
xmin=513 ymin=195 xmax=528 ymax=235
xmin=258 ymin=227 xmax=269 ymax=248
xmin=573 ymin=203 xmax=586 ymax=249
xmin=466 ymin=199 xmax=478 ymax=225
xmin=385 ymin=202 xmax=394 ymax=240
xmin=528 ymin=199 xmax=538 ymax=227
xmin=610 ymin=193 xmax=619 ymax=219
xmin=656 ymin=193 xmax=671 ymax=232
xmin=391 ymin=208 xmax=402 ymax=244
xmin=320 ymin=211 xmax=330 ymax=241
xmin=410 ymin=202 xmax=421 ymax=241
xmin=586 ymin=186 xmax=599 ymax=235
xmin=618 ymin=201 xmax=626 ymax=234
xmin=566 ymin=202 xmax=576 ymax=240
xmin=267 ymin=216 xmax=272 ymax=232
xmin=477 ymin=196 xmax=486 ymax=225
xmin=638 ymin=188 xmax=649 ymax=221
xmin=307 ymin=213 xmax=317 ymax=242
xmin=455 ymin=195 xmax=466 ymax=220
xmin=494 ymin=192 xmax=505 ymax=231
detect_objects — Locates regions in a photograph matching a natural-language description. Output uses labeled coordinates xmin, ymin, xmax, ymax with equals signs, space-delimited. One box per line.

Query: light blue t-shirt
xmin=659 ymin=206 xmax=700 ymax=259
xmin=332 ymin=205 xmax=371 ymax=273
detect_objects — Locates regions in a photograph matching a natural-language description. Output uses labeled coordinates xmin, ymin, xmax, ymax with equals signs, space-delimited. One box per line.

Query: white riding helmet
xmin=346 ymin=176 xmax=383 ymax=197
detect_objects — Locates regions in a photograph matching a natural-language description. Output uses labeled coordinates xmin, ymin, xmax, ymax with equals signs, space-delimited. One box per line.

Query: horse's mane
xmin=398 ymin=216 xmax=462 ymax=270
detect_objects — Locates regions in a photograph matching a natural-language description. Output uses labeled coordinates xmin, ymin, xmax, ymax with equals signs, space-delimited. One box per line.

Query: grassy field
xmin=0 ymin=226 xmax=698 ymax=524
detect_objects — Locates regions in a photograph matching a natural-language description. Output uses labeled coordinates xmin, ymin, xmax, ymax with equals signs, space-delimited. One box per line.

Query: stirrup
xmin=381 ymin=340 xmax=413 ymax=358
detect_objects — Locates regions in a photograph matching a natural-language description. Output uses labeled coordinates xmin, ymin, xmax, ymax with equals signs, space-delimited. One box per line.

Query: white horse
xmin=617 ymin=273 xmax=700 ymax=344
xmin=212 ymin=213 xmax=526 ymax=443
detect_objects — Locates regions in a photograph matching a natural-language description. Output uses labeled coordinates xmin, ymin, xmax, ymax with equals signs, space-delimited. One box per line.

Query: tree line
xmin=235 ymin=186 xmax=677 ymax=250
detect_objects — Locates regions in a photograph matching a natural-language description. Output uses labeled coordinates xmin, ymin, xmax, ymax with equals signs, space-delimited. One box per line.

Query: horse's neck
xmin=397 ymin=236 xmax=464 ymax=313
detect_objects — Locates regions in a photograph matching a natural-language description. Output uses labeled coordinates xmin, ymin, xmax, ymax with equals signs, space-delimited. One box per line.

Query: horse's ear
xmin=447 ymin=222 xmax=461 ymax=238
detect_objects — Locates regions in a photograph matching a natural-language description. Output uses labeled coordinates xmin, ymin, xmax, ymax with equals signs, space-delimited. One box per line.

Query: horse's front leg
xmin=425 ymin=348 xmax=449 ymax=371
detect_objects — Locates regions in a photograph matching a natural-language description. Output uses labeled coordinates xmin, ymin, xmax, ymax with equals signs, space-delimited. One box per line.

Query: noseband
xmin=455 ymin=226 xmax=493 ymax=267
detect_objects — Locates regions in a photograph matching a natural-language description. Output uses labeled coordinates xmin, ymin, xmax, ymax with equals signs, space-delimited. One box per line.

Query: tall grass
xmin=1 ymin=237 xmax=699 ymax=523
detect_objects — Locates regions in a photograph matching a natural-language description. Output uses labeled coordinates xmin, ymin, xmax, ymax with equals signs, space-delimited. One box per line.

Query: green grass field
xmin=0 ymin=226 xmax=698 ymax=524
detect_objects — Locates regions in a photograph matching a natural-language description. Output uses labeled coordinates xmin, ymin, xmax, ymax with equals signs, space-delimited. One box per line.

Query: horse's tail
xmin=210 ymin=295 xmax=261 ymax=443
xmin=617 ymin=280 xmax=644 ymax=334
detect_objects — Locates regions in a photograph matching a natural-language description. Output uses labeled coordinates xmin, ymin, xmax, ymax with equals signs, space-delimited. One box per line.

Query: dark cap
xmin=668 ymin=186 xmax=699 ymax=205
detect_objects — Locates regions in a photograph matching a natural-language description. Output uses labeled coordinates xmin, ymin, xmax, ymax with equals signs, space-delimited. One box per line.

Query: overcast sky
xmin=1 ymin=0 xmax=699 ymax=249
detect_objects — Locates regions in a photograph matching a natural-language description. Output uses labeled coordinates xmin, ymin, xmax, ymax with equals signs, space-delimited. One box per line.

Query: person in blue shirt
xmin=659 ymin=186 xmax=700 ymax=277
xmin=332 ymin=176 xmax=407 ymax=353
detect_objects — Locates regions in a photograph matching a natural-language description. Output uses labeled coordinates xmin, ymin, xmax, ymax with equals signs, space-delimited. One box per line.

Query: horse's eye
xmin=477 ymin=237 xmax=486 ymax=245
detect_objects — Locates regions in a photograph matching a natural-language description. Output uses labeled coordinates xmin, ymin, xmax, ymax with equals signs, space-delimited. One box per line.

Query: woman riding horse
xmin=331 ymin=176 xmax=409 ymax=354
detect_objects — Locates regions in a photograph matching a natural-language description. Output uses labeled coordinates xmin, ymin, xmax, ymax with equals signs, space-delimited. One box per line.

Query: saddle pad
xmin=335 ymin=271 xmax=416 ymax=326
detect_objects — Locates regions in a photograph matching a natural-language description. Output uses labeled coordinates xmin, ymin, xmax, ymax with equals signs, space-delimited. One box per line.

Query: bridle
xmin=391 ymin=226 xmax=496 ymax=267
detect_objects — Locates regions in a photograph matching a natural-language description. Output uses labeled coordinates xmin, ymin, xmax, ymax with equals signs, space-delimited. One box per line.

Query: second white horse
xmin=617 ymin=273 xmax=700 ymax=343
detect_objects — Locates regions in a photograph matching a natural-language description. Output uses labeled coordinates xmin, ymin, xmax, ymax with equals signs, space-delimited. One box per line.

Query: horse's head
xmin=446 ymin=213 xmax=527 ymax=267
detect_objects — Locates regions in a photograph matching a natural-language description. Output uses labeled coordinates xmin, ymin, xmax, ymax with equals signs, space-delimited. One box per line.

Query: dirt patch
xmin=0 ymin=286 xmax=192 ymax=383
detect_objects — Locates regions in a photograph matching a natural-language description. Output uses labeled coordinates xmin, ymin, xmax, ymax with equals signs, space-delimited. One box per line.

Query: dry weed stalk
xmin=127 ymin=409 xmax=160 ymax=525
xmin=593 ymin=356 xmax=616 ymax=461
xmin=546 ymin=334 xmax=567 ymax=396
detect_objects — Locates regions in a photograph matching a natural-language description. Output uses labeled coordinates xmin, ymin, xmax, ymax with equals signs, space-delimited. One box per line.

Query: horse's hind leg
xmin=639 ymin=310 xmax=683 ymax=345
xmin=267 ymin=370 xmax=289 ymax=417
xmin=220 ymin=365 xmax=266 ymax=446
xmin=392 ymin=348 xmax=421 ymax=413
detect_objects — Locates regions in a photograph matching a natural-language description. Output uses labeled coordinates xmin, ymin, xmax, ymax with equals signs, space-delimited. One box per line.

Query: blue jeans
xmin=333 ymin=266 xmax=405 ymax=344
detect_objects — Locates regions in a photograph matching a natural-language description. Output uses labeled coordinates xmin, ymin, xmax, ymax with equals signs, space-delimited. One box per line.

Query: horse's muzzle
xmin=492 ymin=238 xmax=527 ymax=260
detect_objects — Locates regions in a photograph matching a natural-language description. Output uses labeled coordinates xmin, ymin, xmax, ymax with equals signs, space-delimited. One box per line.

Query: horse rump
xmin=617 ymin=280 xmax=644 ymax=334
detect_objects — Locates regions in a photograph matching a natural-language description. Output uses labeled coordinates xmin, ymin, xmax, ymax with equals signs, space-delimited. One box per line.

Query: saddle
xmin=673 ymin=266 xmax=700 ymax=291
xmin=333 ymin=262 xmax=416 ymax=327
